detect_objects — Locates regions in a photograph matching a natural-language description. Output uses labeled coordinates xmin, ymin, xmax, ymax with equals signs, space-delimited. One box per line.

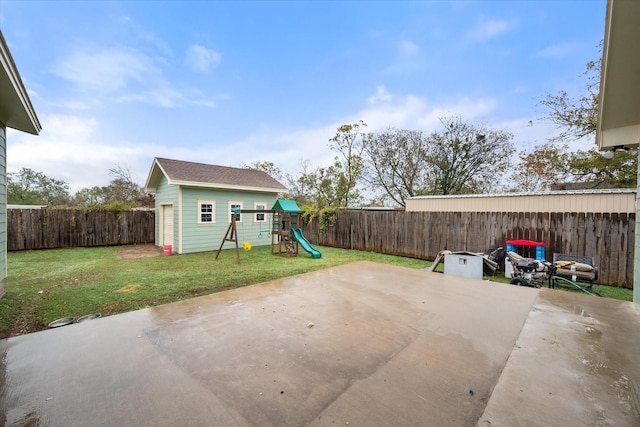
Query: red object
xmin=163 ymin=244 xmax=172 ymax=256
xmin=506 ymin=239 xmax=546 ymax=247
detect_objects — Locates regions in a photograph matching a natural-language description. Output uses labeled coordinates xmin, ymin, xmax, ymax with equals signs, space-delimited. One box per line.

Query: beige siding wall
xmin=405 ymin=191 xmax=636 ymax=213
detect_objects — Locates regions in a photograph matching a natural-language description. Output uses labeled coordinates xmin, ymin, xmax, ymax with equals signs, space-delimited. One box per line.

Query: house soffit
xmin=0 ymin=31 xmax=41 ymax=135
xmin=597 ymin=0 xmax=640 ymax=149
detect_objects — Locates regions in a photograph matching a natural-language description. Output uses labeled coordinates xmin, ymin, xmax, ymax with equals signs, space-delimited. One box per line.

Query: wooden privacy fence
xmin=300 ymin=211 xmax=635 ymax=288
xmin=8 ymin=209 xmax=155 ymax=250
xmin=8 ymin=208 xmax=634 ymax=288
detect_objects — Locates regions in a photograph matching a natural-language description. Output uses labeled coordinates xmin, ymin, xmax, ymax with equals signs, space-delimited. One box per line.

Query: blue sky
xmin=1 ymin=0 xmax=606 ymax=193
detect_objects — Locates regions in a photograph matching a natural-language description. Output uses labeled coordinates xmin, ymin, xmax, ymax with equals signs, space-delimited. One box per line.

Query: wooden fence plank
xmin=8 ymin=209 xmax=155 ymax=251
xmin=10 ymin=208 xmax=634 ymax=288
xmin=625 ymin=214 xmax=635 ymax=288
xmin=301 ymin=210 xmax=633 ymax=288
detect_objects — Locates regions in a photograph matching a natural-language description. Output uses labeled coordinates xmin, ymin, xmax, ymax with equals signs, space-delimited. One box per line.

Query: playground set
xmin=215 ymin=199 xmax=321 ymax=264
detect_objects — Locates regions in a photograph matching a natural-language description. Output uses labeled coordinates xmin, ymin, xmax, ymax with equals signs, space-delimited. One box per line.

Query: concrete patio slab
xmin=478 ymin=289 xmax=640 ymax=426
xmin=1 ymin=261 xmax=638 ymax=426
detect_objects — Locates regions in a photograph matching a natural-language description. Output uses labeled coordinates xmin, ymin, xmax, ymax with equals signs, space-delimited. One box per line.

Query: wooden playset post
xmin=216 ymin=209 xmax=276 ymax=264
xmin=215 ymin=209 xmax=241 ymax=264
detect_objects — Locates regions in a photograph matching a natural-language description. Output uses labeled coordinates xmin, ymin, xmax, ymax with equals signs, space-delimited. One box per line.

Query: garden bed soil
xmin=117 ymin=244 xmax=163 ymax=259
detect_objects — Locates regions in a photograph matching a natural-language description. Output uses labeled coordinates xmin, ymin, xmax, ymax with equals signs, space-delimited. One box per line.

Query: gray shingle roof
xmin=154 ymin=158 xmax=287 ymax=191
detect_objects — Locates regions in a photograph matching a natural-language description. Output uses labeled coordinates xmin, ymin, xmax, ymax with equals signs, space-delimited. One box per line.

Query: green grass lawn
xmin=1 ymin=245 xmax=633 ymax=338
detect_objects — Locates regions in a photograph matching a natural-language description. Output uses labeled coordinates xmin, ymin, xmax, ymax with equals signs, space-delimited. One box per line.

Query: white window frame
xmin=198 ymin=200 xmax=216 ymax=224
xmin=228 ymin=201 xmax=243 ymax=223
xmin=254 ymin=202 xmax=267 ymax=223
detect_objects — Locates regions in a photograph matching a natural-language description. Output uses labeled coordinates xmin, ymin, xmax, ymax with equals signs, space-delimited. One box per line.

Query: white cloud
xmin=51 ymin=19 xmax=220 ymax=109
xmin=185 ymin=44 xmax=221 ymax=72
xmin=383 ymin=39 xmax=428 ymax=75
xmin=120 ymin=15 xmax=174 ymax=58
xmin=4 ymin=88 xmax=558 ymax=195
xmin=496 ymin=117 xmax=596 ymax=158
xmin=52 ymin=45 xmax=217 ymax=109
xmin=400 ymin=39 xmax=421 ymax=56
xmin=53 ymin=48 xmax=154 ymax=93
xmin=198 ymin=88 xmax=502 ymax=178
xmin=468 ymin=19 xmax=514 ymax=42
xmin=361 ymin=88 xmax=497 ymax=131
xmin=54 ymin=98 xmax=96 ymax=111
xmin=368 ymin=85 xmax=393 ymax=104
xmin=533 ymin=43 xmax=579 ymax=59
xmin=7 ymin=114 xmax=154 ymax=193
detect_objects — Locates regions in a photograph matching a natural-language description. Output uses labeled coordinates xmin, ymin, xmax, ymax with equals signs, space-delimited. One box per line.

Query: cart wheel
xmin=510 ymin=278 xmax=531 ymax=287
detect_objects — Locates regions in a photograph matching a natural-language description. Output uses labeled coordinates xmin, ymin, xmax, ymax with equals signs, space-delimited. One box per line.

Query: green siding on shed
xmin=154 ymin=174 xmax=179 ymax=248
xmin=180 ymin=187 xmax=277 ymax=254
xmin=154 ymin=175 xmax=279 ymax=254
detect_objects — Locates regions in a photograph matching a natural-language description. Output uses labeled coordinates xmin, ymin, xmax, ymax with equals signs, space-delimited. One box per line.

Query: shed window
xmin=254 ymin=202 xmax=267 ymax=223
xmin=229 ymin=202 xmax=243 ymax=223
xmin=198 ymin=201 xmax=215 ymax=224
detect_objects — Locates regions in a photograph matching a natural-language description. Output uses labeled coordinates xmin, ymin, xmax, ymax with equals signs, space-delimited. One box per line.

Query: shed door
xmin=162 ymin=204 xmax=174 ymax=247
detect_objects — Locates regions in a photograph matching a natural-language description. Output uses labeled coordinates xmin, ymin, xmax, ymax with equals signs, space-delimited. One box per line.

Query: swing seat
xmin=243 ymin=242 xmax=252 ymax=251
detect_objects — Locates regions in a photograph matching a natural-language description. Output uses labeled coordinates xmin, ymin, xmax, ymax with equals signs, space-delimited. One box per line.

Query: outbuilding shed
xmin=145 ymin=158 xmax=287 ymax=255
xmin=405 ymin=189 xmax=636 ymax=214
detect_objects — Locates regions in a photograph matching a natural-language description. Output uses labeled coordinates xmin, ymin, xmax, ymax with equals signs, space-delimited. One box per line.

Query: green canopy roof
xmin=271 ymin=199 xmax=302 ymax=213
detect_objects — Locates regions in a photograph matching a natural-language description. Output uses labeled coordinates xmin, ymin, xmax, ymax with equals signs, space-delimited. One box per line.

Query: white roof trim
xmin=143 ymin=158 xmax=165 ymax=192
xmin=0 ymin=31 xmax=41 ymax=135
xmin=170 ymin=179 xmax=286 ymax=194
xmin=597 ymin=0 xmax=640 ymax=149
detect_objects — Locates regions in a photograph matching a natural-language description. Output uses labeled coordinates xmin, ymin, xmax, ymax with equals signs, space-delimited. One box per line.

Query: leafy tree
xmin=510 ymin=143 xmax=637 ymax=191
xmin=72 ymin=164 xmax=148 ymax=209
xmin=362 ymin=127 xmax=429 ymax=206
xmin=425 ymin=117 xmax=515 ymax=195
xmin=105 ymin=164 xmax=144 ymax=205
xmin=240 ymin=160 xmax=283 ymax=182
xmin=286 ymin=161 xmax=348 ymax=208
xmin=567 ymin=148 xmax=637 ymax=188
xmin=7 ymin=168 xmax=71 ymax=206
xmin=284 ymin=159 xmax=317 ymax=204
xmin=314 ymin=162 xmax=351 ymax=208
xmin=540 ymin=44 xmax=601 ymax=142
xmin=510 ymin=143 xmax=570 ymax=192
xmin=73 ymin=186 xmax=107 ymax=206
xmin=328 ymin=121 xmax=367 ymax=207
xmin=536 ymin=44 xmax=637 ymax=189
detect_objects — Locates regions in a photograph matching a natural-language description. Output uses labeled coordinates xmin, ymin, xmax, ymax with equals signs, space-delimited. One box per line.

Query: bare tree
xmin=362 ymin=127 xmax=429 ymax=206
xmin=107 ymin=164 xmax=145 ymax=205
xmin=539 ymin=43 xmax=601 ymax=142
xmin=284 ymin=159 xmax=317 ymax=205
xmin=425 ymin=117 xmax=515 ymax=195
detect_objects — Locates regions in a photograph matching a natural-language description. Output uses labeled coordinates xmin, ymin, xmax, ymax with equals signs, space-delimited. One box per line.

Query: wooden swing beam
xmin=215 ymin=209 xmax=275 ymax=264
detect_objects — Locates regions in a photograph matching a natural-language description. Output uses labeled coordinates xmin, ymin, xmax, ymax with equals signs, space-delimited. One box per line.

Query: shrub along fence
xmin=300 ymin=211 xmax=635 ymax=288
xmin=8 ymin=208 xmax=155 ymax=250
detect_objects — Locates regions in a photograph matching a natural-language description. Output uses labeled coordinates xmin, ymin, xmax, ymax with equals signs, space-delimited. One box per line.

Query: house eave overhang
xmin=0 ymin=31 xmax=41 ymax=135
xmin=597 ymin=0 xmax=640 ymax=150
xmin=144 ymin=159 xmax=165 ymax=193
xmin=171 ymin=180 xmax=287 ymax=194
xmin=144 ymin=158 xmax=289 ymax=194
